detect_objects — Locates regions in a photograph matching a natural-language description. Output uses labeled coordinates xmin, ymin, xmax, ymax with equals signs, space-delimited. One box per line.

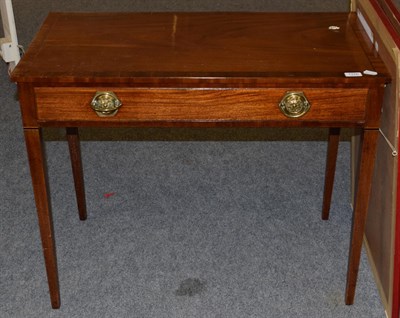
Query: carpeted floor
xmin=0 ymin=1 xmax=386 ymax=317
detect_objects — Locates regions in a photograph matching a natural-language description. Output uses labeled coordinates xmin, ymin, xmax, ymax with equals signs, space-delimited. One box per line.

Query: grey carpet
xmin=0 ymin=1 xmax=386 ymax=317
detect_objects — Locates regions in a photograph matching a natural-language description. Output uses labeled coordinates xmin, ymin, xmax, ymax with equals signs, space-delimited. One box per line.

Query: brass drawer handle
xmin=90 ymin=91 xmax=122 ymax=117
xmin=279 ymin=91 xmax=310 ymax=118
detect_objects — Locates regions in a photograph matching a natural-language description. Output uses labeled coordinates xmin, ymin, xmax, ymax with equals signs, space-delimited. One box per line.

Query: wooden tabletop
xmin=11 ymin=12 xmax=389 ymax=85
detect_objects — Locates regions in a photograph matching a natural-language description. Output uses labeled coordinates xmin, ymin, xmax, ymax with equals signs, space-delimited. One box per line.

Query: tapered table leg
xmin=322 ymin=128 xmax=341 ymax=220
xmin=345 ymin=129 xmax=379 ymax=305
xmin=24 ymin=128 xmax=60 ymax=309
xmin=66 ymin=127 xmax=87 ymax=221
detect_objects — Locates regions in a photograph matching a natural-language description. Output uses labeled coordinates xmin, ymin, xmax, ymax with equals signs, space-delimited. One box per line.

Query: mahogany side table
xmin=11 ymin=12 xmax=390 ymax=308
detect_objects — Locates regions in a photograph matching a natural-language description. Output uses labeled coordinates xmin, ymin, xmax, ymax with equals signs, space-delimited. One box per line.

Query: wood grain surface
xmin=11 ymin=12 xmax=389 ymax=85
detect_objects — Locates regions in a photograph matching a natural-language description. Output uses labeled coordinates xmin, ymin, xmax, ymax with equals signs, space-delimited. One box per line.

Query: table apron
xmin=33 ymin=87 xmax=369 ymax=127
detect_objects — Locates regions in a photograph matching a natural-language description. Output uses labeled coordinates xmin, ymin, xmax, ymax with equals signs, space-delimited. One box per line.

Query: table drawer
xmin=35 ymin=87 xmax=368 ymax=124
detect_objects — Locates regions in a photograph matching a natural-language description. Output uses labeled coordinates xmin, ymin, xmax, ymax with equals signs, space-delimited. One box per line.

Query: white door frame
xmin=0 ymin=0 xmax=20 ymax=71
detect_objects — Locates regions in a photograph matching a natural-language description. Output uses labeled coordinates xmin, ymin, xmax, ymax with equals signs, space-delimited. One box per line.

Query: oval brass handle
xmin=90 ymin=91 xmax=122 ymax=117
xmin=278 ymin=91 xmax=310 ymax=118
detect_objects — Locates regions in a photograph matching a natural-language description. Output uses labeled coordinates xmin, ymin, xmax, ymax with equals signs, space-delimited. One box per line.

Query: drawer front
xmin=35 ymin=87 xmax=368 ymax=125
